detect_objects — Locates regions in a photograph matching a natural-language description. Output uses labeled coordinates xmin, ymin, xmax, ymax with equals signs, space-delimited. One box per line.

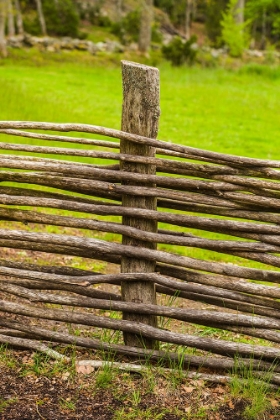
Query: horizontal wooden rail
xmin=2 ymin=96 xmax=280 ymax=374
xmin=1 ymin=120 xmax=280 ymax=167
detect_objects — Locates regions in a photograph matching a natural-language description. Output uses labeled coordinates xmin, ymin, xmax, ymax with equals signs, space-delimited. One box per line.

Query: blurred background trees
xmin=0 ymin=0 xmax=279 ymax=58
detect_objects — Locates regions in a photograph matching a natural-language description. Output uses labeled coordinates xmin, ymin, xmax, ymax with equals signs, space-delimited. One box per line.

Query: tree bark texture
xmin=35 ymin=0 xmax=47 ymax=36
xmin=2 ymin=298 xmax=280 ymax=361
xmin=185 ymin=0 xmax=192 ymax=39
xmin=138 ymin=0 xmax=153 ymax=53
xmin=234 ymin=0 xmax=244 ymax=25
xmin=0 ymin=0 xmax=7 ymax=57
xmin=13 ymin=0 xmax=23 ymax=34
xmin=7 ymin=0 xmax=15 ymax=36
xmin=3 ymin=69 xmax=280 ymax=370
xmin=120 ymin=61 xmax=160 ymax=348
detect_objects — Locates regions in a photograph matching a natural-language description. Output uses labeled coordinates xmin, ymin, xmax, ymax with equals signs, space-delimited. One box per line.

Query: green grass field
xmin=1 ymin=50 xmax=280 ymax=159
xmin=1 ymin=50 xmax=280 ymax=267
xmin=1 ymin=51 xmax=280 ymax=420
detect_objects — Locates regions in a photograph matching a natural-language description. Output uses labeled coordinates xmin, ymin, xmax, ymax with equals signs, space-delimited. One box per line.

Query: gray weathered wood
xmin=2 ymin=298 xmax=280 ymax=360
xmin=3 ymin=228 xmax=280 ymax=283
xmin=3 ymin=281 xmax=280 ymax=328
xmin=3 ymin=206 xmax=280 ymax=255
xmin=3 ymin=72 xmax=280 ymax=370
xmin=0 ymin=0 xmax=7 ymax=58
xmin=2 ymin=318 xmax=278 ymax=376
xmin=120 ymin=61 xmax=160 ymax=348
xmin=2 ymin=120 xmax=280 ymax=168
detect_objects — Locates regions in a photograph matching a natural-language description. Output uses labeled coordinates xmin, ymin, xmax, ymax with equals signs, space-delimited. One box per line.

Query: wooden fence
xmin=1 ymin=61 xmax=280 ymax=383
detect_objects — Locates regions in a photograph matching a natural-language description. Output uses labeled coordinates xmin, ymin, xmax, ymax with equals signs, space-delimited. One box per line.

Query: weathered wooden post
xmin=120 ymin=61 xmax=160 ymax=348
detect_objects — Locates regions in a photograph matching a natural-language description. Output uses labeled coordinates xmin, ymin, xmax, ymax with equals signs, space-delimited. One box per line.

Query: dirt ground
xmin=0 ymin=348 xmax=274 ymax=420
xmin=0 ymin=248 xmax=279 ymax=419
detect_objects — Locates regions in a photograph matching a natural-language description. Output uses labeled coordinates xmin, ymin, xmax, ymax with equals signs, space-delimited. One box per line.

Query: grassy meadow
xmin=1 ymin=50 xmax=280 ymax=159
xmin=1 ymin=50 xmax=280 ymax=268
xmin=1 ymin=51 xmax=280 ymax=419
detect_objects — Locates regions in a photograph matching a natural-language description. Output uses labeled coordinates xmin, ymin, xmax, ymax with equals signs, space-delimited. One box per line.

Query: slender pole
xmin=0 ymin=0 xmax=7 ymax=58
xmin=120 ymin=61 xmax=160 ymax=349
xmin=138 ymin=0 xmax=153 ymax=54
xmin=185 ymin=0 xmax=192 ymax=40
xmin=34 ymin=0 xmax=47 ymax=36
xmin=14 ymin=0 xmax=23 ymax=35
xmin=7 ymin=0 xmax=15 ymax=37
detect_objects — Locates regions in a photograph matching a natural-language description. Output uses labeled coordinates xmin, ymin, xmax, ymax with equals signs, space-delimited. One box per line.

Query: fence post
xmin=120 ymin=61 xmax=160 ymax=349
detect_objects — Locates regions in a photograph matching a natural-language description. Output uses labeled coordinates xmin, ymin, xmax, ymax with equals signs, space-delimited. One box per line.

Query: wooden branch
xmin=0 ymin=154 xmax=250 ymax=194
xmin=0 ymin=153 xmax=119 ymax=173
xmin=6 ymin=237 xmax=278 ymax=304
xmin=220 ymin=190 xmax=280 ymax=210
xmin=3 ymin=254 xmax=280 ymax=312
xmin=75 ymin=360 xmax=279 ymax=387
xmin=2 ymin=281 xmax=280 ymax=329
xmin=2 ymin=263 xmax=280 ymax=317
xmin=214 ymin=325 xmax=280 ymax=345
xmin=4 ymin=259 xmax=280 ymax=314
xmin=159 ymin=200 xmax=280 ymax=225
xmin=0 ymin=170 xmax=248 ymax=210
xmin=3 ymin=207 xmax=280 ymax=256
xmin=2 ymin=230 xmax=280 ymax=299
xmin=1 ymin=317 xmax=277 ymax=374
xmin=1 ymin=299 xmax=280 ymax=360
xmin=0 ymin=129 xmax=120 ymax=149
xmin=0 ymin=258 xmax=98 ymax=277
xmin=0 ymin=155 xmax=247 ymax=196
xmin=1 ymin=120 xmax=280 ymax=168
xmin=2 ymin=277 xmax=120 ymax=300
xmin=0 ymin=141 xmax=121 ymax=161
xmin=3 ymin=229 xmax=280 ymax=283
xmin=0 ymin=333 xmax=69 ymax=361
xmin=0 ymin=329 xmax=34 ymax=339
xmin=158 ymin=265 xmax=280 ymax=299
xmin=3 ymin=132 xmax=280 ymax=184
xmin=0 ymin=186 xmax=119 ymax=207
xmin=2 ymin=194 xmax=280 ymax=239
xmin=155 ymin=281 xmax=280 ymax=312
xmin=0 ymin=238 xmax=120 ymax=265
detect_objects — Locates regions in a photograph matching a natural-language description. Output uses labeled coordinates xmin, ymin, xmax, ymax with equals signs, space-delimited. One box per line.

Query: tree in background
xmin=14 ymin=0 xmax=24 ymax=34
xmin=205 ymin=0 xmax=228 ymax=46
xmin=116 ymin=0 xmax=122 ymax=21
xmin=35 ymin=0 xmax=47 ymax=35
xmin=42 ymin=0 xmax=79 ymax=38
xmin=21 ymin=0 xmax=79 ymax=38
xmin=7 ymin=0 xmax=15 ymax=36
xmin=221 ymin=0 xmax=248 ymax=56
xmin=246 ymin=0 xmax=280 ymax=48
xmin=138 ymin=0 xmax=153 ymax=53
xmin=185 ymin=0 xmax=192 ymax=39
xmin=0 ymin=0 xmax=7 ymax=57
xmin=155 ymin=0 xmax=190 ymax=30
xmin=234 ymin=0 xmax=244 ymax=24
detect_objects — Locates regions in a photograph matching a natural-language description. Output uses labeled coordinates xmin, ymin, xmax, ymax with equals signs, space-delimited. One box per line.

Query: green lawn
xmin=1 ymin=50 xmax=280 ymax=160
xmin=1 ymin=50 xmax=280 ymax=269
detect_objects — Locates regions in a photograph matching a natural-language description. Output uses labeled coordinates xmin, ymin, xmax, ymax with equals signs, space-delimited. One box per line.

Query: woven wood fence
xmin=1 ymin=61 xmax=280 ymax=383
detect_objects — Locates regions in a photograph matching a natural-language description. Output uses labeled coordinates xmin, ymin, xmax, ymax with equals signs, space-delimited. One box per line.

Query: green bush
xmin=205 ymin=0 xmax=228 ymax=47
xmin=162 ymin=35 xmax=197 ymax=66
xmin=22 ymin=9 xmax=41 ymax=36
xmin=111 ymin=10 xmax=141 ymax=44
xmin=154 ymin=0 xmax=188 ymax=28
xmin=151 ymin=23 xmax=163 ymax=44
xmin=42 ymin=0 xmax=80 ymax=38
xmin=221 ymin=0 xmax=249 ymax=57
xmin=23 ymin=0 xmax=80 ymax=38
xmin=76 ymin=0 xmax=109 ymax=27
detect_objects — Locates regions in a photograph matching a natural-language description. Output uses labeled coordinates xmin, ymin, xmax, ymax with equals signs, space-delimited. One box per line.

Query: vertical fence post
xmin=120 ymin=61 xmax=160 ymax=349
